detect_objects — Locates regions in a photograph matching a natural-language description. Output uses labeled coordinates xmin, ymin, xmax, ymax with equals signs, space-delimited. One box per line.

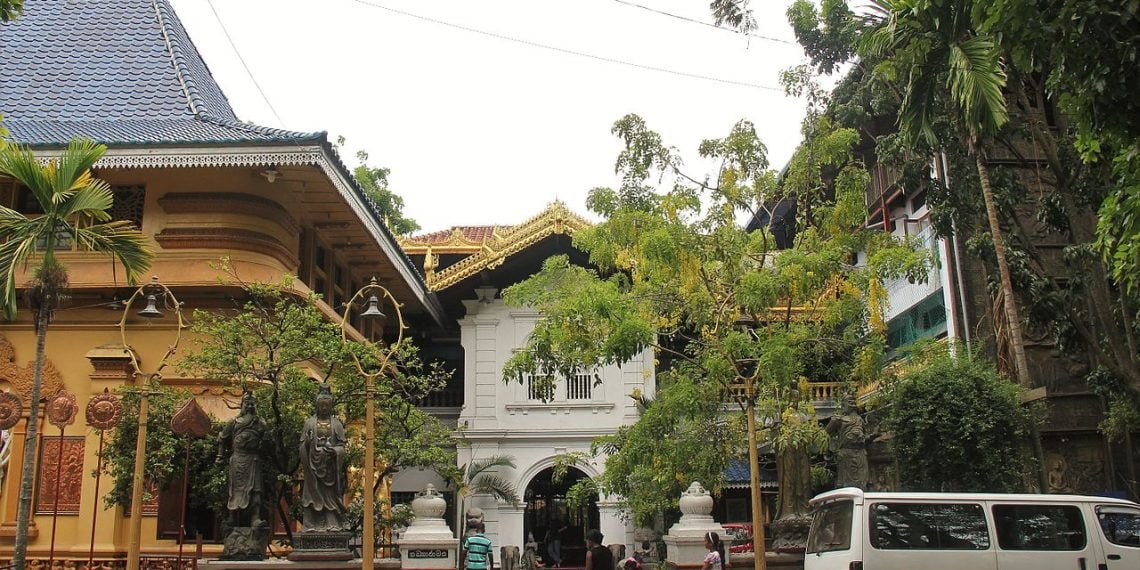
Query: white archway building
xmin=457 ymin=295 xmax=654 ymax=554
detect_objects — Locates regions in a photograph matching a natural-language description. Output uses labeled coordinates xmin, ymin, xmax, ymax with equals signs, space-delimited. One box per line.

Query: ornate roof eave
xmin=401 ymin=201 xmax=593 ymax=292
xmin=26 ymin=143 xmax=447 ymax=326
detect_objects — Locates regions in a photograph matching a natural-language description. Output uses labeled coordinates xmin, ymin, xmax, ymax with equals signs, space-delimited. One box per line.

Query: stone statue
xmin=299 ymin=383 xmax=347 ymax=531
xmin=827 ymin=396 xmax=869 ymax=489
xmin=216 ymin=390 xmax=267 ymax=528
xmin=464 ymin=507 xmax=485 ymax=538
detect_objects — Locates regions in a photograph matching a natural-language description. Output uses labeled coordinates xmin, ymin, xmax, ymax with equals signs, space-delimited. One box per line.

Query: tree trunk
xmin=974 ymin=152 xmax=1049 ymax=491
xmin=745 ymin=398 xmax=767 ymax=570
xmin=13 ymin=305 xmax=49 ymax=570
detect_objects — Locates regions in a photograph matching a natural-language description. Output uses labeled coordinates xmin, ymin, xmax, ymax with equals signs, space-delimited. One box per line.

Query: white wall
xmin=455 ymin=289 xmax=653 ymax=553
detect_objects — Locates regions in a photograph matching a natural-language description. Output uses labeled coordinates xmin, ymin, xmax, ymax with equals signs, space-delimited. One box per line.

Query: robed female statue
xmin=300 ymin=384 xmax=347 ymax=531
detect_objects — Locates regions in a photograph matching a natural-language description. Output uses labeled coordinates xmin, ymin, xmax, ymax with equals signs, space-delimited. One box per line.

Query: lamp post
xmin=119 ymin=277 xmax=186 ymax=570
xmin=340 ymin=277 xmax=405 ymax=570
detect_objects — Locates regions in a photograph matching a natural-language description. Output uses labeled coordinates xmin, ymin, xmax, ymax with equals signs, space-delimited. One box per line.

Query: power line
xmin=206 ymin=0 xmax=289 ymax=127
xmin=348 ymin=0 xmax=784 ymax=92
xmin=610 ymin=0 xmax=798 ymax=46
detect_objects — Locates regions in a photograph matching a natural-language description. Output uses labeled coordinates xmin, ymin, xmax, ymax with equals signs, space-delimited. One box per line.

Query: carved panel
xmin=36 ymin=436 xmax=85 ymax=514
xmin=1043 ymin=433 xmax=1108 ymax=494
xmin=0 ymin=334 xmax=64 ymax=404
xmin=110 ymin=185 xmax=147 ymax=229
xmin=1043 ymin=394 xmax=1104 ymax=432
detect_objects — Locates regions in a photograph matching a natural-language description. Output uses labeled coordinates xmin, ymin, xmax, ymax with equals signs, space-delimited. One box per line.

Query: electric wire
xmin=206 ymin=0 xmax=290 ymax=127
xmin=348 ymin=0 xmax=784 ymax=92
xmin=610 ymin=0 xmax=798 ymax=46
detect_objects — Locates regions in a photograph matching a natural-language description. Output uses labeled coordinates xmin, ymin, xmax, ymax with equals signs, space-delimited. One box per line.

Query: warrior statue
xmin=827 ymin=396 xmax=869 ymax=489
xmin=217 ymin=390 xmax=268 ymax=528
xmin=300 ymin=383 xmax=347 ymax=531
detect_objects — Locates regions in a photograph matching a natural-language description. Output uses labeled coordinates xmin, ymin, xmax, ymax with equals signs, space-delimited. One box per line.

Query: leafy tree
xmin=353 ymin=150 xmax=420 ymax=236
xmin=970 ymin=1 xmax=1140 ymax=294
xmin=858 ymin=0 xmax=1034 ymax=394
xmin=175 ymin=268 xmax=454 ymax=540
xmin=501 ymin=113 xmax=923 ymax=569
xmin=884 ymin=351 xmax=1032 ymax=491
xmin=100 ymin=383 xmax=226 ymax=516
xmin=1 ymin=0 xmax=21 ymax=22
xmin=590 ymin=376 xmax=744 ymax=527
xmin=0 ymin=140 xmax=153 ymax=569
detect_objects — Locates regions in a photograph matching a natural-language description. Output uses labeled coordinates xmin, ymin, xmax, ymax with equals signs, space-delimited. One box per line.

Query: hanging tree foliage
xmin=501 ymin=109 xmax=927 ymax=531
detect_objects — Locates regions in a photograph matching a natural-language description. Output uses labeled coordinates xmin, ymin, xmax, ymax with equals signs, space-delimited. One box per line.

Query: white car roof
xmin=810 ymin=487 xmax=1140 ymax=507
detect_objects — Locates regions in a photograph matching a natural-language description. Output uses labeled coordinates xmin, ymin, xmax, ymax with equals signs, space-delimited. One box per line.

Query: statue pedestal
xmin=664 ymin=482 xmax=728 ymax=569
xmin=399 ymin=484 xmax=460 ymax=569
xmin=221 ymin=526 xmax=271 ymax=561
xmin=288 ymin=531 xmax=354 ymax=561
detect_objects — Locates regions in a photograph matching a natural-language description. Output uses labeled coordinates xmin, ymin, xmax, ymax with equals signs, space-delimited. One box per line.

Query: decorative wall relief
xmin=35 ymin=437 xmax=85 ymax=514
xmin=0 ymin=334 xmax=64 ymax=403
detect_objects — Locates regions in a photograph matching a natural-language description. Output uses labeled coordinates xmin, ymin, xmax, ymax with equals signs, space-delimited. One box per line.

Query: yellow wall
xmin=0 ymin=164 xmax=387 ymax=564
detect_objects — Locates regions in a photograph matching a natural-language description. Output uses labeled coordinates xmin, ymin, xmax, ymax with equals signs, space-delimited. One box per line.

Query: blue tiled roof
xmin=724 ymin=459 xmax=777 ymax=488
xmin=0 ymin=0 xmax=320 ymax=146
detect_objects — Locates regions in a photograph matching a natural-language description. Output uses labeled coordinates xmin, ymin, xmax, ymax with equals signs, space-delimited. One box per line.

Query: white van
xmin=805 ymin=488 xmax=1139 ymax=570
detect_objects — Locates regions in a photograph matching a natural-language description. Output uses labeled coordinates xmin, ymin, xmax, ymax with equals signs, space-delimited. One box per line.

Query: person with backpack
xmin=463 ymin=521 xmax=495 ymax=570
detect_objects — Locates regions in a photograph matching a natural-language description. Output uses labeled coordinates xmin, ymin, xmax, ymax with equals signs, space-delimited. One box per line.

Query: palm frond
xmin=58 ymin=180 xmax=114 ymax=222
xmin=0 ymin=228 xmax=43 ymax=320
xmin=469 ymin=474 xmax=521 ymax=505
xmin=74 ymin=222 xmax=154 ymax=284
xmin=0 ymin=140 xmax=154 ymax=319
xmin=466 ymin=454 xmax=517 ymax=479
xmin=0 ymin=145 xmax=52 ymax=209
xmin=947 ymin=37 xmax=1008 ymax=138
xmin=54 ymin=139 xmax=106 ymax=196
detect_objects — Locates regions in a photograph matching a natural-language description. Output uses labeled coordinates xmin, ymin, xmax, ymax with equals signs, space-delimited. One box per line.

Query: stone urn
xmin=412 ymin=484 xmax=448 ymax=519
xmin=400 ymin=484 xmax=460 ymax=569
xmin=664 ymin=481 xmax=728 ymax=567
xmin=678 ymin=481 xmax=715 ymax=524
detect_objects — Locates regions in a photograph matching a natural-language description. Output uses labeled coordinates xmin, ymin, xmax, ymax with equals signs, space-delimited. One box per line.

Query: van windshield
xmin=806 ymin=500 xmax=853 ymax=554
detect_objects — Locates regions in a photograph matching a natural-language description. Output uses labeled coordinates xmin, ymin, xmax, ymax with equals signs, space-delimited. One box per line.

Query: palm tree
xmin=0 ymin=139 xmax=153 ymax=569
xmin=446 ymin=454 xmax=520 ymax=537
xmin=859 ymin=0 xmax=1047 ymax=488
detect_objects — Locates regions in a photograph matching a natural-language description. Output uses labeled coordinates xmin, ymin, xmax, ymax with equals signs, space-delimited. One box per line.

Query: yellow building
xmin=0 ymin=0 xmax=443 ymax=566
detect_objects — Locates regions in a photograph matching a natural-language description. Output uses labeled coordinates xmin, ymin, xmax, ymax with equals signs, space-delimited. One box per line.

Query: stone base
xmin=288 ymin=531 xmax=354 ymax=561
xmin=202 ymin=560 xmax=401 ymax=570
xmin=221 ymin=526 xmax=271 ymax=561
xmin=770 ymin=514 xmax=811 ymax=553
xmin=690 ymin=552 xmax=805 ymax=570
xmin=399 ymin=538 xmax=459 ymax=569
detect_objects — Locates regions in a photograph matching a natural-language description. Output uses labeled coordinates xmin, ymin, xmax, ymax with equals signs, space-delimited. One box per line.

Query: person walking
xmin=463 ymin=521 xmax=495 ymax=570
xmin=545 ymin=522 xmax=566 ymax=567
xmin=585 ymin=529 xmax=614 ymax=570
xmin=701 ymin=531 xmax=726 ymax=570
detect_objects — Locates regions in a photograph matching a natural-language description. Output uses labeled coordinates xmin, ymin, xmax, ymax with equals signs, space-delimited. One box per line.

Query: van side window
xmin=1096 ymin=506 xmax=1140 ymax=547
xmin=870 ymin=503 xmax=989 ymax=550
xmin=806 ymin=500 xmax=853 ymax=554
xmin=992 ymin=505 xmax=1086 ymax=550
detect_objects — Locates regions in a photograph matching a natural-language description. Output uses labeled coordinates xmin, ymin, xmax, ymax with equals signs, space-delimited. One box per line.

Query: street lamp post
xmin=340 ymin=277 xmax=405 ymax=570
xmin=118 ymin=277 xmax=185 ymax=570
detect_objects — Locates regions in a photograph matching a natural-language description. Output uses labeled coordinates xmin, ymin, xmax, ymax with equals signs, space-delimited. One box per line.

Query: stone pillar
xmin=498 ymin=502 xmax=526 ymax=554
xmin=663 ymin=482 xmax=726 ymax=570
xmin=597 ymin=500 xmax=627 ymax=557
xmin=399 ymin=485 xmax=460 ymax=569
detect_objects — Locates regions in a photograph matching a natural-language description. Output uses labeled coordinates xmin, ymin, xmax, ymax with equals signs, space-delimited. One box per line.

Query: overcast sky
xmin=170 ymin=0 xmax=811 ymax=233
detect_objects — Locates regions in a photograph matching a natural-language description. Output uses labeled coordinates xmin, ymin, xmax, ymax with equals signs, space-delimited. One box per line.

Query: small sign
xmin=1021 ymin=386 xmax=1048 ymax=403
xmin=408 ymin=549 xmax=449 ymax=559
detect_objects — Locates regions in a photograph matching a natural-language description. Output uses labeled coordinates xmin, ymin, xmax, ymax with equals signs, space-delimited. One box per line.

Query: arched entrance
xmin=524 ymin=466 xmax=599 ymax=567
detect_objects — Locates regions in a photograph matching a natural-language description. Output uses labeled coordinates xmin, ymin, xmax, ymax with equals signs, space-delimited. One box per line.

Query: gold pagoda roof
xmin=399 ymin=201 xmax=592 ymax=291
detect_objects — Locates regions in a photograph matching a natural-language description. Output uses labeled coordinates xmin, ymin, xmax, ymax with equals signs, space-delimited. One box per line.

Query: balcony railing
xmin=415 ymin=389 xmax=463 ymax=408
